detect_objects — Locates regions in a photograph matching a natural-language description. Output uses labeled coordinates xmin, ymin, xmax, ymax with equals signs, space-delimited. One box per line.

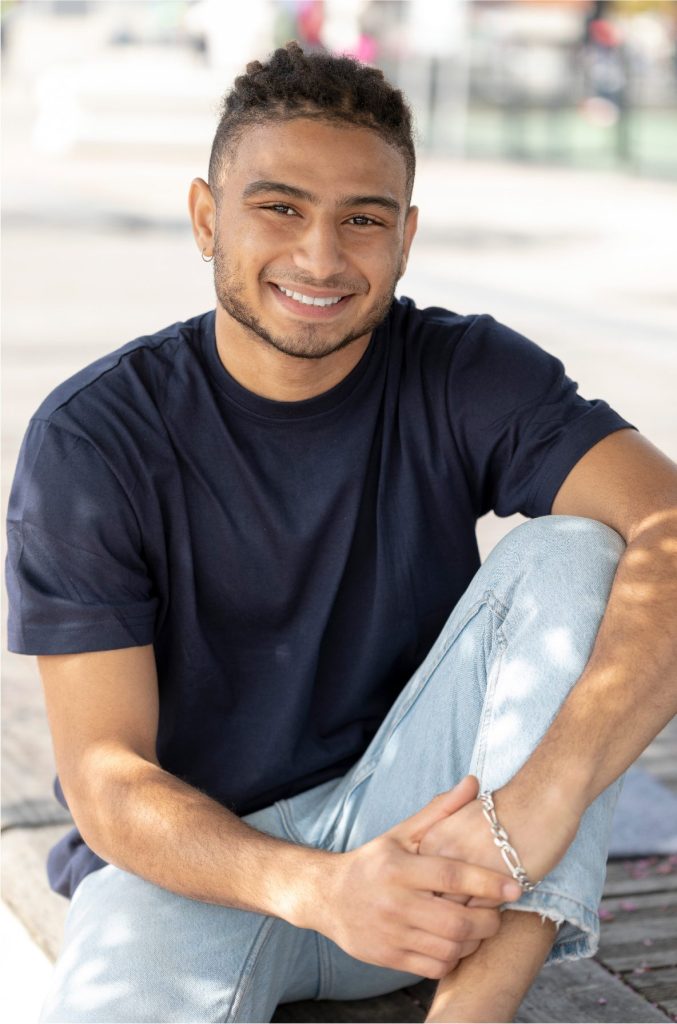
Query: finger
xmin=399 ymin=950 xmax=459 ymax=981
xmin=393 ymin=776 xmax=480 ymax=850
xmin=411 ymin=895 xmax=501 ymax=943
xmin=404 ymin=927 xmax=463 ymax=966
xmin=406 ymin=854 xmax=522 ymax=904
xmin=467 ymin=894 xmax=516 ymax=909
xmin=458 ymin=939 xmax=481 ymax=959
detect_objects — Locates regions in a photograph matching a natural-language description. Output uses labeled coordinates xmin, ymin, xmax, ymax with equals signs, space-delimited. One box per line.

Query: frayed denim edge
xmin=503 ymin=886 xmax=600 ymax=966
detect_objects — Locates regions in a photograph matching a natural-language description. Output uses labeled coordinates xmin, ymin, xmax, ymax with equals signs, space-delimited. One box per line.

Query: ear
xmin=399 ymin=205 xmax=418 ymax=279
xmin=188 ymin=178 xmax=216 ymax=258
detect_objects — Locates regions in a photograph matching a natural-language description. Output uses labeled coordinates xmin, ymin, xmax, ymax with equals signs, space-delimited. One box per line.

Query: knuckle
xmin=378 ymin=892 xmax=398 ymax=922
xmin=380 ymin=855 xmax=400 ymax=888
xmin=378 ymin=945 xmax=397 ymax=970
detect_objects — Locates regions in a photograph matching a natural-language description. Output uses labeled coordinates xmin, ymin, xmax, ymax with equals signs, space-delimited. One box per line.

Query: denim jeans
xmin=41 ymin=516 xmax=625 ymax=1024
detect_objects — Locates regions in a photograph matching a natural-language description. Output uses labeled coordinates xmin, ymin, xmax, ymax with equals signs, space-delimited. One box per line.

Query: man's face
xmin=209 ymin=118 xmax=417 ymax=360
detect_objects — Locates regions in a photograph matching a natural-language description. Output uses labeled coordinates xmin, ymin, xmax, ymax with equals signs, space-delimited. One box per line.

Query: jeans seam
xmin=315 ymin=930 xmax=334 ymax=1000
xmin=379 ymin=597 xmax=489 ymax=744
xmin=275 ymin=798 xmax=306 ymax=846
xmin=470 ymin=628 xmax=507 ymax=780
xmin=226 ymin=916 xmax=276 ymax=1022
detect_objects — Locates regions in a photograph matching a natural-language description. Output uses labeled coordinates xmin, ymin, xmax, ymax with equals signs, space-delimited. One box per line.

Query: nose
xmin=292 ymin=216 xmax=348 ymax=282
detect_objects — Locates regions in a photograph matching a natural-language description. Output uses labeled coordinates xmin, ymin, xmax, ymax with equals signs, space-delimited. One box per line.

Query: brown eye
xmin=267 ymin=204 xmax=297 ymax=216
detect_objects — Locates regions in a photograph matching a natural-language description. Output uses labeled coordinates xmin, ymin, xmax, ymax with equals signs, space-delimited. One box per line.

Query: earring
xmin=201 ymin=248 xmax=214 ymax=263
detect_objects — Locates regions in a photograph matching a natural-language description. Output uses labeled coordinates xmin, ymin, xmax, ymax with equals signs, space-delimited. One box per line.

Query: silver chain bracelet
xmin=478 ymin=791 xmax=541 ymax=894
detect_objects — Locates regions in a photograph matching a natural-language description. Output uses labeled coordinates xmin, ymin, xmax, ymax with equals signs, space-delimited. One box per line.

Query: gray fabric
xmin=608 ymin=765 xmax=677 ymax=857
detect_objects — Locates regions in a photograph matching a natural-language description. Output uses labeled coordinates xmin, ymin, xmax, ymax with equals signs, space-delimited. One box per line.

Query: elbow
xmin=58 ymin=744 xmax=156 ymax=866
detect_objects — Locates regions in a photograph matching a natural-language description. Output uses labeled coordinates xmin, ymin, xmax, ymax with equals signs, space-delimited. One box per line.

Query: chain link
xmin=478 ymin=792 xmax=541 ymax=894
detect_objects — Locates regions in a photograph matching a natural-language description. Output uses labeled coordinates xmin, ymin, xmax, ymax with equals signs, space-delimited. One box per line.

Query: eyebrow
xmin=242 ymin=179 xmax=401 ymax=214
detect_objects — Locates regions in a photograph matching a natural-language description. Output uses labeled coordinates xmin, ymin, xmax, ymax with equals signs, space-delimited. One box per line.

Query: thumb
xmin=395 ymin=775 xmax=480 ymax=850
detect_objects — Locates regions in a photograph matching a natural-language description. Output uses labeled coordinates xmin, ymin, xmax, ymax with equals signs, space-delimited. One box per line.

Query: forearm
xmin=75 ymin=752 xmax=331 ymax=927
xmin=504 ymin=510 xmax=677 ymax=818
xmin=419 ymin=512 xmax=677 ymax=890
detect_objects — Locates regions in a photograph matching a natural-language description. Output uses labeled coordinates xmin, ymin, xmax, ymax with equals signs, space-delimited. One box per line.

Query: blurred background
xmin=3 ymin=0 xmax=677 ymax=172
xmin=2 ymin=2 xmax=677 ymax=1016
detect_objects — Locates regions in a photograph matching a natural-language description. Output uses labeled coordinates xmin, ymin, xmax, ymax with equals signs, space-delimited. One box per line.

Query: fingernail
xmin=503 ymin=883 xmax=522 ymax=900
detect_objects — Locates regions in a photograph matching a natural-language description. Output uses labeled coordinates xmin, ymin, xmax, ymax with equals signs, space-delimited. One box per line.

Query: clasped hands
xmin=319 ymin=774 xmax=580 ymax=981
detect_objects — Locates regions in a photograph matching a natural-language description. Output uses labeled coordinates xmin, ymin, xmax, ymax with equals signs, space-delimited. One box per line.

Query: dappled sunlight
xmin=457 ymin=626 xmax=477 ymax=660
xmin=483 ymin=708 xmax=522 ymax=749
xmin=69 ymin=959 xmax=129 ymax=1013
xmin=97 ymin=914 xmax=133 ymax=949
xmin=616 ymin=580 xmax=663 ymax=602
xmin=493 ymin=656 xmax=539 ymax=704
xmin=624 ymin=546 xmax=652 ymax=565
xmin=542 ymin=627 xmax=579 ymax=672
xmin=550 ymin=516 xmax=612 ymax=535
xmin=72 ymin=957 xmax=117 ymax=989
xmin=374 ymin=731 xmax=400 ymax=772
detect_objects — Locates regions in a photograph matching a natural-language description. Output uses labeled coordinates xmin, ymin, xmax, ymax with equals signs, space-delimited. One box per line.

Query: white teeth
xmin=277 ymin=285 xmax=343 ymax=307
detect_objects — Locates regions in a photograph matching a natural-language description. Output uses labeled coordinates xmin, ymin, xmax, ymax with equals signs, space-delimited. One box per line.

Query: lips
xmin=269 ymin=282 xmax=353 ymax=318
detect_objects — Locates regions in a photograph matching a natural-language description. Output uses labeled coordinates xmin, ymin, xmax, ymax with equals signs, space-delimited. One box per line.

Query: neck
xmin=213 ymin=305 xmax=371 ymax=402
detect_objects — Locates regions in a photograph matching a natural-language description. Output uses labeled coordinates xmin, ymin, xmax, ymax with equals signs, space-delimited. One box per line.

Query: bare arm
xmin=39 ymin=645 xmax=326 ymax=921
xmin=527 ymin=429 xmax=677 ymax=808
xmin=39 ymin=647 xmax=517 ymax=979
xmin=420 ymin=430 xmax=677 ymax=885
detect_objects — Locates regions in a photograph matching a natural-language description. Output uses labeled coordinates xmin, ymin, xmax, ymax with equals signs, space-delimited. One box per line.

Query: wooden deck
xmin=2 ymin=645 xmax=676 ymax=1022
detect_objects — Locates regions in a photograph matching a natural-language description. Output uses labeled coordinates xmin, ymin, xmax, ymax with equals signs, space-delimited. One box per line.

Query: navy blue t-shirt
xmin=6 ymin=298 xmax=632 ymax=898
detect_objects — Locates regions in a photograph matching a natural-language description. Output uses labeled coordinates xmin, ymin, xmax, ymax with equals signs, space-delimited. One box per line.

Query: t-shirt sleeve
xmin=6 ymin=418 xmax=158 ymax=654
xmin=447 ymin=316 xmax=636 ymax=519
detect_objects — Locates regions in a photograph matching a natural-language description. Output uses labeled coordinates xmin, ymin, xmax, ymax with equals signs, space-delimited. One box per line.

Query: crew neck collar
xmin=200 ymin=308 xmax=386 ymax=421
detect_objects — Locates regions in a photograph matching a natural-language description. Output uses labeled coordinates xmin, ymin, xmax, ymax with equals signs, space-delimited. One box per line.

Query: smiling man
xmin=6 ymin=42 xmax=677 ymax=1024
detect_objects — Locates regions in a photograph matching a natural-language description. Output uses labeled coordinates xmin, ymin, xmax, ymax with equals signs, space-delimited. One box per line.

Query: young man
xmin=6 ymin=43 xmax=676 ymax=1023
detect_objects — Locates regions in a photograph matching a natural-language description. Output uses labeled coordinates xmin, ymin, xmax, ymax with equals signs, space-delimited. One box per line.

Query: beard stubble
xmin=212 ymin=243 xmax=399 ymax=361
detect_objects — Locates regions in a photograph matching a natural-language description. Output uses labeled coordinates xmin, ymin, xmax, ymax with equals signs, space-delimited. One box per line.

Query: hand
xmin=318 ymin=778 xmax=524 ymax=980
xmin=417 ymin=777 xmax=582 ymax=903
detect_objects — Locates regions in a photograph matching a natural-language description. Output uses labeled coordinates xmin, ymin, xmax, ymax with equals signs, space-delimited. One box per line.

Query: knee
xmin=484 ymin=516 xmax=625 ymax=633
xmin=495 ymin=515 xmax=624 ymax=587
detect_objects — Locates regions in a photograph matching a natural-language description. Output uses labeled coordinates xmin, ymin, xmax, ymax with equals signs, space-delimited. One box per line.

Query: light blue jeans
xmin=41 ymin=516 xmax=625 ymax=1024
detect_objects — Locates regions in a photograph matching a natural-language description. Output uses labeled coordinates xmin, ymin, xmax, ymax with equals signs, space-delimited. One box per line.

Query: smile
xmin=275 ymin=285 xmax=347 ymax=307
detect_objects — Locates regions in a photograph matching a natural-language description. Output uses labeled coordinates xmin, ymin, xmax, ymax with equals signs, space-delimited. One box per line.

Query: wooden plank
xmin=602 ymin=948 xmax=677 ymax=972
xmin=601 ymin=890 xmax=677 ymax=916
xmin=604 ymin=860 xmax=677 ymax=898
xmin=599 ymin=919 xmax=677 ymax=945
xmin=515 ymin=958 xmax=671 ymax=1023
xmin=630 ymin=965 xmax=677 ymax=994
xmin=628 ymin=966 xmax=677 ymax=1017
xmin=274 ymin=957 xmax=672 ymax=1024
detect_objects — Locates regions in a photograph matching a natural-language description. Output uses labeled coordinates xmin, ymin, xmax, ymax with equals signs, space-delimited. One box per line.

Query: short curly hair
xmin=208 ymin=41 xmax=416 ymax=203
